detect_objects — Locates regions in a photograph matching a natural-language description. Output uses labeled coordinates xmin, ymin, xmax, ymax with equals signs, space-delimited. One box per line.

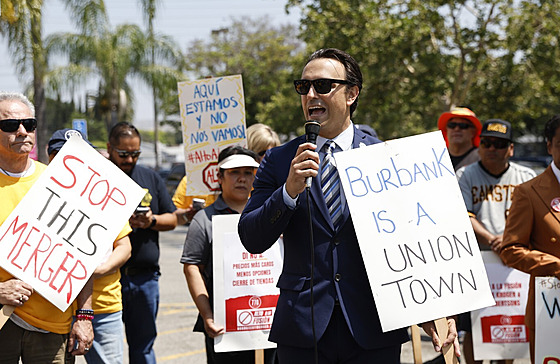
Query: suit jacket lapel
xmin=534 ymin=166 xmax=560 ymax=224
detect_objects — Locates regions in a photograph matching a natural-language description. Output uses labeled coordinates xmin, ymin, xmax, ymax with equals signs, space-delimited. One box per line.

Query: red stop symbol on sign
xmin=203 ymin=162 xmax=220 ymax=191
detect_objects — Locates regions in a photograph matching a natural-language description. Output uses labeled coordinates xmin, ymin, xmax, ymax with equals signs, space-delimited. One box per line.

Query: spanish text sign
xmin=535 ymin=277 xmax=560 ymax=363
xmin=178 ymin=75 xmax=247 ymax=195
xmin=213 ymin=215 xmax=281 ymax=352
xmin=472 ymin=251 xmax=529 ymax=360
xmin=0 ymin=136 xmax=145 ymax=312
xmin=334 ymin=131 xmax=494 ymax=332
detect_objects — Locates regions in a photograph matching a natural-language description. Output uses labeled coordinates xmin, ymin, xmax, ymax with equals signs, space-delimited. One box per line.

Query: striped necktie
xmin=321 ymin=140 xmax=342 ymax=230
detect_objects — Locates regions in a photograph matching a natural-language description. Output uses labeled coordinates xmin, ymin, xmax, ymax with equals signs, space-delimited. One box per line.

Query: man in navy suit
xmin=238 ymin=48 xmax=460 ymax=363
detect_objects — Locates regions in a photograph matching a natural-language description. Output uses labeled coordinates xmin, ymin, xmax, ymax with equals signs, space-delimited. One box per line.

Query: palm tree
xmin=139 ymin=0 xmax=162 ymax=170
xmin=0 ymin=0 xmax=49 ymax=163
xmin=47 ymin=0 xmax=183 ymax=134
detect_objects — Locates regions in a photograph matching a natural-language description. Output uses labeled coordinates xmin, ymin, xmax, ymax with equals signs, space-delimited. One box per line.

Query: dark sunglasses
xmin=115 ymin=148 xmax=141 ymax=158
xmin=447 ymin=122 xmax=473 ymax=130
xmin=0 ymin=118 xmax=37 ymax=133
xmin=293 ymin=78 xmax=351 ymax=95
xmin=257 ymin=150 xmax=267 ymax=157
xmin=480 ymin=138 xmax=510 ymax=149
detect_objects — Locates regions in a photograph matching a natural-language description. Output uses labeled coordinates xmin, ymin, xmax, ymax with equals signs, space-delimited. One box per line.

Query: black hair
xmin=544 ymin=115 xmax=560 ymax=143
xmin=307 ymin=48 xmax=363 ymax=116
xmin=108 ymin=122 xmax=141 ymax=145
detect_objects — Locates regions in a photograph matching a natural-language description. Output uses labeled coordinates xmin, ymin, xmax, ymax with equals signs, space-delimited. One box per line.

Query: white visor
xmin=217 ymin=154 xmax=260 ymax=169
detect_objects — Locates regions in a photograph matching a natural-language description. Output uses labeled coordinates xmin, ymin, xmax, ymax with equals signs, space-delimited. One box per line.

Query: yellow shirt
xmin=74 ymin=224 xmax=132 ymax=315
xmin=172 ymin=176 xmax=217 ymax=209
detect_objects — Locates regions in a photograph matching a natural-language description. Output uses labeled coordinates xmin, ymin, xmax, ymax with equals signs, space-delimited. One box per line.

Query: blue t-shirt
xmin=122 ymin=164 xmax=176 ymax=270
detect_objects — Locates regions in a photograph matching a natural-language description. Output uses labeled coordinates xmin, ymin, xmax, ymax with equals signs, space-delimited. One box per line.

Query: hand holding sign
xmin=420 ymin=318 xmax=460 ymax=363
xmin=0 ymin=278 xmax=33 ymax=328
xmin=0 ymin=278 xmax=33 ymax=306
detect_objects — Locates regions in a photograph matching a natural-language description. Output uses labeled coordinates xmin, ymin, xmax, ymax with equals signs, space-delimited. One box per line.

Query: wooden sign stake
xmin=255 ymin=349 xmax=264 ymax=364
xmin=411 ymin=325 xmax=423 ymax=364
xmin=434 ymin=318 xmax=459 ymax=364
xmin=0 ymin=305 xmax=15 ymax=329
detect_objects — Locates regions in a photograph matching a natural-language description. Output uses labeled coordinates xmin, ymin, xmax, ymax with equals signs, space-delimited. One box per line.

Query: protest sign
xmin=177 ymin=75 xmax=247 ymax=195
xmin=472 ymin=251 xmax=529 ymax=360
xmin=536 ymin=276 xmax=560 ymax=363
xmin=334 ymin=131 xmax=495 ymax=332
xmin=0 ymin=136 xmax=145 ymax=312
xmin=213 ymin=215 xmax=282 ymax=352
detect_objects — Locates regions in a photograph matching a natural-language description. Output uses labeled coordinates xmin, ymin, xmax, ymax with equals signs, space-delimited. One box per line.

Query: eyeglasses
xmin=447 ymin=122 xmax=473 ymax=130
xmin=114 ymin=149 xmax=141 ymax=158
xmin=480 ymin=138 xmax=510 ymax=149
xmin=293 ymin=78 xmax=351 ymax=95
xmin=257 ymin=150 xmax=267 ymax=157
xmin=0 ymin=118 xmax=37 ymax=133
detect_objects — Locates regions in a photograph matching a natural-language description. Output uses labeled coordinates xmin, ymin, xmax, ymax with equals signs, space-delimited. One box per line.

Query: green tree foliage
xmin=184 ymin=16 xmax=306 ymax=136
xmin=44 ymin=97 xmax=75 ymax=131
xmin=0 ymin=0 xmax=49 ymax=162
xmin=285 ymin=0 xmax=560 ymax=140
xmin=138 ymin=0 xmax=168 ymax=169
xmin=502 ymin=1 xmax=560 ymax=134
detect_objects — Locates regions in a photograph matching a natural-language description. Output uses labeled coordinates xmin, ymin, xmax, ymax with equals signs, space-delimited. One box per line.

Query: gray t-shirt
xmin=180 ymin=194 xmax=236 ymax=331
xmin=456 ymin=161 xmax=536 ymax=249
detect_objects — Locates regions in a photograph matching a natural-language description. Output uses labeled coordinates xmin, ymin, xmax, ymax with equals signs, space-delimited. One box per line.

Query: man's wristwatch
xmin=149 ymin=216 xmax=157 ymax=228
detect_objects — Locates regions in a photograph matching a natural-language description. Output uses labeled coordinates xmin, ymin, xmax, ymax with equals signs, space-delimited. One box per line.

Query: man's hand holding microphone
xmin=286 ymin=121 xmax=321 ymax=198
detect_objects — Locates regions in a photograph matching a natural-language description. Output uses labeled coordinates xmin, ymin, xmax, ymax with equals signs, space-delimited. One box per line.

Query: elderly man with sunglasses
xmin=0 ymin=92 xmax=94 ymax=362
xmin=438 ymin=107 xmax=483 ymax=171
xmin=106 ymin=121 xmax=177 ymax=364
xmin=239 ymin=49 xmax=460 ymax=364
xmin=456 ymin=119 xmax=536 ymax=364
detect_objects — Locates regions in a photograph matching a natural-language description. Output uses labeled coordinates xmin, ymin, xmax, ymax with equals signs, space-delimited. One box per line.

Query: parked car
xmin=511 ymin=139 xmax=551 ymax=175
xmin=510 ymin=155 xmax=551 ymax=175
xmin=164 ymin=162 xmax=185 ymax=197
xmin=157 ymin=168 xmax=170 ymax=182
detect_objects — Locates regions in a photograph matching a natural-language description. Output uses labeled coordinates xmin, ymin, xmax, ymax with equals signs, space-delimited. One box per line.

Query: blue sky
xmin=0 ymin=0 xmax=301 ymax=128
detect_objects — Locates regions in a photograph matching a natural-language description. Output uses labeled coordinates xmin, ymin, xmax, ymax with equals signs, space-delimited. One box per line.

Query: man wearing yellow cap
xmin=438 ymin=107 xmax=482 ymax=171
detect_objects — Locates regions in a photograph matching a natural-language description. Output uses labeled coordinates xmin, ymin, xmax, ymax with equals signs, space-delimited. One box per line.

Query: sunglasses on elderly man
xmin=0 ymin=118 xmax=37 ymax=133
xmin=114 ymin=149 xmax=142 ymax=158
xmin=293 ymin=78 xmax=351 ymax=95
xmin=447 ymin=122 xmax=473 ymax=130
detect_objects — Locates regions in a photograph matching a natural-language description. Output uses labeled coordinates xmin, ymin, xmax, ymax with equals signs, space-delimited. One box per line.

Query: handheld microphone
xmin=304 ymin=120 xmax=321 ymax=364
xmin=305 ymin=121 xmax=321 ymax=189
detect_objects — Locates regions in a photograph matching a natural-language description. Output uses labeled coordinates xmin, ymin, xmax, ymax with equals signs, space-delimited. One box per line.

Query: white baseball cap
xmin=217 ymin=154 xmax=260 ymax=169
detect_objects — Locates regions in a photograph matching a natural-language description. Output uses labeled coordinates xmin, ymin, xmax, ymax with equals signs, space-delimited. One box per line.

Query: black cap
xmin=480 ymin=119 xmax=512 ymax=141
xmin=48 ymin=128 xmax=94 ymax=156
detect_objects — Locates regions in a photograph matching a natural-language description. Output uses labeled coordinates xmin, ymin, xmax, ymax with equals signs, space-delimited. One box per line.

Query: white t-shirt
xmin=456 ymin=161 xmax=537 ymax=249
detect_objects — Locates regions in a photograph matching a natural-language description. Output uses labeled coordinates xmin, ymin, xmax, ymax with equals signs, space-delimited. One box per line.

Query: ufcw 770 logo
xmin=236 ymin=295 xmax=274 ymax=331
xmin=480 ymin=315 xmax=527 ymax=344
xmin=225 ymin=294 xmax=278 ymax=332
